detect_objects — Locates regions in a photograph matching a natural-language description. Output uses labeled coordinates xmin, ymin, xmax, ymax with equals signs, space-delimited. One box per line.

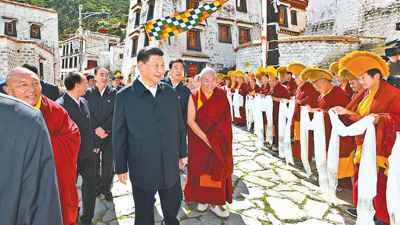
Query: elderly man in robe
xmin=301 ymin=68 xmax=356 ymax=190
xmin=334 ymin=51 xmax=400 ymax=225
xmin=185 ymin=67 xmax=233 ymax=218
xmin=4 ymin=67 xmax=81 ymax=225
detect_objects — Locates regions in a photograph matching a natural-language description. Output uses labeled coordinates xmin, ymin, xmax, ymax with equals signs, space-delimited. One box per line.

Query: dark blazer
xmin=40 ymin=80 xmax=61 ymax=101
xmin=0 ymin=93 xmax=62 ymax=225
xmin=113 ymin=79 xmax=188 ymax=190
xmin=162 ymin=78 xmax=191 ymax=123
xmin=84 ymin=85 xmax=117 ymax=147
xmin=57 ymin=93 xmax=95 ymax=159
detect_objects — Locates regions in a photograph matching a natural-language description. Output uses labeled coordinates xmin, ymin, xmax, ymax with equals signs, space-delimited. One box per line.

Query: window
xmin=186 ymin=0 xmax=199 ymax=9
xmin=74 ymin=56 xmax=78 ymax=68
xmin=30 ymin=24 xmax=41 ymax=39
xmin=69 ymin=57 xmax=73 ymax=68
xmin=144 ymin=35 xmax=149 ymax=47
xmin=119 ymin=53 xmax=124 ymax=59
xmin=69 ymin=43 xmax=73 ymax=54
xmin=218 ymin=24 xmax=232 ymax=43
xmin=131 ymin=36 xmax=139 ymax=57
xmin=87 ymin=60 xmax=98 ymax=70
xmin=187 ymin=29 xmax=201 ymax=51
xmin=62 ymin=59 xmax=65 ymax=69
xmin=279 ymin=5 xmax=289 ymax=28
xmin=238 ymin=27 xmax=251 ymax=45
xmin=66 ymin=43 xmax=69 ymax=56
xmin=236 ymin=0 xmax=247 ymax=13
xmin=134 ymin=10 xmax=141 ymax=28
xmin=147 ymin=0 xmax=155 ymax=21
xmin=137 ymin=0 xmax=141 ymax=4
xmin=5 ymin=20 xmax=17 ymax=37
xmin=62 ymin=45 xmax=66 ymax=56
xmin=291 ymin=10 xmax=298 ymax=26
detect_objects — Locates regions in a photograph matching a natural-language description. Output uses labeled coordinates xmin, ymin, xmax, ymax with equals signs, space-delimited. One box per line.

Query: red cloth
xmin=292 ymin=82 xmax=319 ymax=160
xmin=257 ymin=84 xmax=270 ymax=95
xmin=268 ymin=83 xmax=291 ymax=145
xmin=283 ymin=77 xmax=298 ymax=96
xmin=40 ymin=96 xmax=80 ymax=225
xmin=185 ymin=88 xmax=233 ymax=205
xmin=347 ymin=81 xmax=400 ymax=223
xmin=341 ymin=82 xmax=354 ymax=100
xmin=233 ymin=83 xmax=250 ymax=126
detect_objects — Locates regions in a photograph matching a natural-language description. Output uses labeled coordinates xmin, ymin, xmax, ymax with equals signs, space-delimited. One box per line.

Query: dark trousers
xmin=96 ymin=139 xmax=114 ymax=194
xmin=133 ymin=181 xmax=182 ymax=225
xmin=78 ymin=154 xmax=97 ymax=224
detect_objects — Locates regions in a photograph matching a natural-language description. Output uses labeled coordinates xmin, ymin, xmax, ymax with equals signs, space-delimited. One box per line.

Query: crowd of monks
xmin=215 ymin=50 xmax=400 ymax=225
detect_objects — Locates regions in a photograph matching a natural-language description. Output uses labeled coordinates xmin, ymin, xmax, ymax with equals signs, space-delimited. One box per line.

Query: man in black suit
xmin=0 ymin=93 xmax=63 ymax=225
xmin=57 ymin=72 xmax=97 ymax=225
xmin=113 ymin=47 xmax=188 ymax=225
xmin=84 ymin=67 xmax=117 ymax=201
xmin=163 ymin=59 xmax=191 ymax=124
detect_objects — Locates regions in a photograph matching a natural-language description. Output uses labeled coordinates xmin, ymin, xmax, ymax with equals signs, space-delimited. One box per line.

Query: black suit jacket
xmin=162 ymin=78 xmax=191 ymax=123
xmin=40 ymin=80 xmax=61 ymax=101
xmin=113 ymin=79 xmax=188 ymax=190
xmin=84 ymin=85 xmax=117 ymax=147
xmin=57 ymin=93 xmax=95 ymax=159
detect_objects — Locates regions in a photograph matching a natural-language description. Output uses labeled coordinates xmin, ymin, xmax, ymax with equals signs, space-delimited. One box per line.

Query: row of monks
xmin=217 ymin=51 xmax=400 ymax=225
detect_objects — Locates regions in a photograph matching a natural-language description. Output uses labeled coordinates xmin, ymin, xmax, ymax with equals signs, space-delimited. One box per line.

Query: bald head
xmin=5 ymin=67 xmax=42 ymax=106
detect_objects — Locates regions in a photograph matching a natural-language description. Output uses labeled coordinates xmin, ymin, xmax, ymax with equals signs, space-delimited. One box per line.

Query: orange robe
xmin=268 ymin=83 xmax=291 ymax=146
xmin=185 ymin=87 xmax=233 ymax=205
xmin=292 ymin=82 xmax=319 ymax=160
xmin=39 ymin=96 xmax=81 ymax=225
xmin=233 ymin=83 xmax=250 ymax=126
xmin=346 ymin=81 xmax=400 ymax=224
xmin=318 ymin=86 xmax=356 ymax=182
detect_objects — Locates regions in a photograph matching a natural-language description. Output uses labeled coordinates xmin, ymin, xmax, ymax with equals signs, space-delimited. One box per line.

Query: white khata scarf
xmin=232 ymin=89 xmax=244 ymax=118
xmin=246 ymin=95 xmax=255 ymax=131
xmin=387 ymin=132 xmax=400 ymax=225
xmin=300 ymin=106 xmax=328 ymax=191
xmin=254 ymin=95 xmax=273 ymax=149
xmin=327 ymin=109 xmax=376 ymax=225
xmin=278 ymin=98 xmax=296 ymax=165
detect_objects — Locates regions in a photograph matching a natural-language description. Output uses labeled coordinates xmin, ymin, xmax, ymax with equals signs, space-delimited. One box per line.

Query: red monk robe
xmin=233 ymin=82 xmax=250 ymax=126
xmin=39 ymin=96 xmax=81 ymax=225
xmin=292 ymin=82 xmax=319 ymax=160
xmin=346 ymin=81 xmax=400 ymax=224
xmin=283 ymin=77 xmax=298 ymax=96
xmin=318 ymin=86 xmax=356 ymax=187
xmin=185 ymin=87 xmax=233 ymax=205
xmin=268 ymin=82 xmax=291 ymax=146
xmin=341 ymin=82 xmax=354 ymax=99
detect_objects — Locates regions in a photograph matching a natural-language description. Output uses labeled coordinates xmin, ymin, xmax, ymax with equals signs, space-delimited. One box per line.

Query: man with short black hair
xmin=113 ymin=47 xmax=187 ymax=225
xmin=164 ymin=59 xmax=191 ymax=123
xmin=57 ymin=72 xmax=97 ymax=225
xmin=85 ymin=66 xmax=117 ymax=202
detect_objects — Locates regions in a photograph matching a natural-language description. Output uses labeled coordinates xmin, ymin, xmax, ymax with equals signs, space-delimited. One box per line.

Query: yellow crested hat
xmin=266 ymin=66 xmax=277 ymax=78
xmin=255 ymin=66 xmax=268 ymax=75
xmin=228 ymin=70 xmax=245 ymax=78
xmin=287 ymin=62 xmax=306 ymax=76
xmin=300 ymin=67 xmax=333 ymax=82
xmin=247 ymin=72 xmax=256 ymax=80
xmin=277 ymin=66 xmax=288 ymax=78
xmin=338 ymin=68 xmax=357 ymax=81
xmin=339 ymin=51 xmax=390 ymax=78
xmin=329 ymin=62 xmax=339 ymax=75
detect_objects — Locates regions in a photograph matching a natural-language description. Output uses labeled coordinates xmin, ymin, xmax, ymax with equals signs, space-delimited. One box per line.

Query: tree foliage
xmin=15 ymin=0 xmax=129 ymax=40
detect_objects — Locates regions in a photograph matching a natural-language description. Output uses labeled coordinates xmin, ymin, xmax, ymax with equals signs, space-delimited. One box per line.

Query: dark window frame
xmin=30 ymin=24 xmax=41 ymax=39
xmin=187 ymin=29 xmax=201 ymax=51
xmin=134 ymin=10 xmax=141 ymax=27
xmin=147 ymin=0 xmax=155 ymax=21
xmin=131 ymin=36 xmax=139 ymax=57
xmin=278 ymin=5 xmax=289 ymax=28
xmin=291 ymin=10 xmax=298 ymax=26
xmin=186 ymin=0 xmax=199 ymax=9
xmin=5 ymin=20 xmax=17 ymax=37
xmin=218 ymin=24 xmax=232 ymax=43
xmin=238 ymin=27 xmax=251 ymax=45
xmin=236 ymin=0 xmax=247 ymax=13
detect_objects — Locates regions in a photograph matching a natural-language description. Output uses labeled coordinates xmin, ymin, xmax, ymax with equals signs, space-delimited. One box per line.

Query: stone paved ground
xmin=80 ymin=126 xmax=356 ymax=225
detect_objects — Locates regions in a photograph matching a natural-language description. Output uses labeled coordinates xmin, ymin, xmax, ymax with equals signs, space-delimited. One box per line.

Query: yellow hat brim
xmin=300 ymin=68 xmax=333 ymax=82
xmin=339 ymin=51 xmax=390 ymax=78
xmin=287 ymin=62 xmax=306 ymax=76
xmin=338 ymin=68 xmax=357 ymax=80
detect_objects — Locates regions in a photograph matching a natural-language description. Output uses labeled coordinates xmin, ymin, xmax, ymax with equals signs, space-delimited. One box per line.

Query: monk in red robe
xmin=302 ymin=68 xmax=356 ymax=189
xmin=232 ymin=72 xmax=250 ymax=126
xmin=4 ymin=67 xmax=81 ymax=225
xmin=185 ymin=68 xmax=233 ymax=218
xmin=278 ymin=66 xmax=298 ymax=96
xmin=339 ymin=68 xmax=364 ymax=100
xmin=288 ymin=63 xmax=319 ymax=160
xmin=331 ymin=61 xmax=354 ymax=99
xmin=266 ymin=66 xmax=291 ymax=149
xmin=334 ymin=51 xmax=400 ymax=224
xmin=256 ymin=71 xmax=270 ymax=95
xmin=248 ymin=73 xmax=259 ymax=96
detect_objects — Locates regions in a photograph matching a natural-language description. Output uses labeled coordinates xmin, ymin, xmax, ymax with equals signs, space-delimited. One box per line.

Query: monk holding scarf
xmin=301 ymin=68 xmax=356 ymax=190
xmin=4 ymin=67 xmax=81 ymax=225
xmin=334 ymin=51 xmax=400 ymax=225
xmin=278 ymin=66 xmax=298 ymax=96
xmin=232 ymin=70 xmax=249 ymax=126
xmin=288 ymin=63 xmax=319 ymax=161
xmin=330 ymin=62 xmax=354 ymax=99
xmin=185 ymin=67 xmax=233 ymax=218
